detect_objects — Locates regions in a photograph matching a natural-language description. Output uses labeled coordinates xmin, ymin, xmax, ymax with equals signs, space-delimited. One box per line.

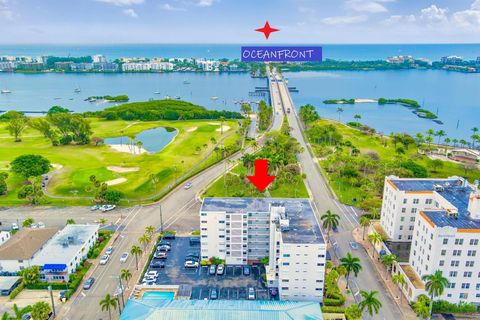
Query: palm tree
xmin=66 ymin=218 xmax=75 ymax=225
xmin=354 ymin=114 xmax=361 ymax=122
xmin=99 ymin=293 xmax=117 ymax=320
xmin=434 ymin=130 xmax=446 ymax=145
xmin=368 ymin=232 xmax=383 ymax=258
xmin=452 ymin=138 xmax=458 ymax=147
xmin=145 ymin=225 xmax=155 ymax=236
xmin=425 ymin=136 xmax=433 ymax=149
xmin=320 ymin=210 xmax=340 ymax=244
xmin=120 ymin=269 xmax=132 ymax=288
xmin=460 ymin=139 xmax=467 ymax=148
xmin=359 ymin=215 xmax=371 ymax=240
xmin=22 ymin=217 xmax=34 ymax=228
xmin=413 ymin=294 xmax=431 ymax=320
xmin=130 ymin=245 xmax=142 ymax=270
xmin=444 ymin=137 xmax=451 ymax=146
xmin=136 ymin=141 xmax=144 ymax=154
xmin=30 ymin=302 xmax=51 ymax=320
xmin=380 ymin=254 xmax=398 ymax=278
xmin=359 ymin=290 xmax=382 ymax=317
xmin=138 ymin=233 xmax=151 ymax=250
xmin=392 ymin=274 xmax=407 ymax=304
xmin=426 ymin=129 xmax=434 ymax=139
xmin=414 ymin=132 xmax=424 ymax=147
xmin=422 ymin=270 xmax=449 ymax=319
xmin=11 ymin=304 xmax=23 ymax=320
xmin=336 ymin=107 xmax=344 ymax=122
xmin=340 ymin=252 xmax=362 ymax=289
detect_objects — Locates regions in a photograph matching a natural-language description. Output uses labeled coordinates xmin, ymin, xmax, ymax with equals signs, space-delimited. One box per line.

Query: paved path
xmin=271 ymin=69 xmax=403 ymax=320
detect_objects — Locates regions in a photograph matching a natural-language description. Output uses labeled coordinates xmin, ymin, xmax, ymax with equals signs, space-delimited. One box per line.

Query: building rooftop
xmin=201 ymin=198 xmax=324 ymax=244
xmin=400 ymin=264 xmax=425 ymax=289
xmin=120 ymin=299 xmax=323 ymax=320
xmin=31 ymin=224 xmax=99 ymax=266
xmin=389 ymin=177 xmax=463 ymax=192
xmin=421 ymin=210 xmax=480 ymax=230
xmin=0 ymin=228 xmax=58 ymax=260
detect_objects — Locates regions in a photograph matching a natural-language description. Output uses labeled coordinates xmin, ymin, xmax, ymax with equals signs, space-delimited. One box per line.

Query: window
xmin=283 ymin=254 xmax=290 ymax=257
xmin=466 ymin=261 xmax=475 ymax=267
xmin=443 ymin=238 xmax=448 ymax=245
xmin=408 ymin=235 xmax=413 ymax=240
xmin=413 ymin=199 xmax=419 ymax=204
xmin=461 ymin=283 xmax=470 ymax=289
xmin=282 ymin=262 xmax=290 ymax=266
xmin=453 ymin=250 xmax=462 ymax=256
xmin=449 ymin=271 xmax=457 ymax=277
xmin=411 ymin=208 xmax=417 ymax=213
xmin=467 ymin=250 xmax=476 ymax=257
xmin=400 ymin=226 xmax=403 ymax=230
xmin=439 ymin=260 xmax=444 ymax=266
xmin=401 ymin=209 xmax=406 ymax=214
xmin=441 ymin=250 xmax=446 ymax=256
xmin=464 ymin=272 xmax=472 ymax=278
xmin=410 ymin=217 xmax=415 ymax=222
xmin=425 ymin=199 xmax=433 ymax=205
xmin=459 ymin=293 xmax=468 ymax=299
xmin=398 ymin=235 xmax=402 ymax=240
xmin=281 ymin=287 xmax=289 ymax=290
xmin=451 ymin=260 xmax=460 ymax=267
xmin=449 ymin=283 xmax=455 ymax=288
xmin=409 ymin=225 xmax=414 ymax=231
xmin=470 ymin=239 xmax=479 ymax=245
xmin=455 ymin=239 xmax=464 ymax=245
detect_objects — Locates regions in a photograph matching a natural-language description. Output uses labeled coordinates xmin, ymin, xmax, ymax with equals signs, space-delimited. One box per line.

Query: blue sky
xmin=0 ymin=0 xmax=479 ymax=43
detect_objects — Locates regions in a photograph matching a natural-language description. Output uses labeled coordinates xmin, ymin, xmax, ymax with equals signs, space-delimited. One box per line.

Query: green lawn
xmin=0 ymin=118 xmax=240 ymax=205
xmin=203 ymin=162 xmax=309 ymax=199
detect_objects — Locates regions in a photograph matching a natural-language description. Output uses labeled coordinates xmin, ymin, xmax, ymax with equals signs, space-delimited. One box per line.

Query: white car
xmin=38 ymin=222 xmax=45 ymax=229
xmin=184 ymin=260 xmax=199 ymax=268
xmin=248 ymin=287 xmax=255 ymax=300
xmin=11 ymin=223 xmax=19 ymax=231
xmin=120 ymin=252 xmax=129 ymax=263
xmin=184 ymin=182 xmax=192 ymax=190
xmin=99 ymin=255 xmax=110 ymax=265
xmin=145 ymin=271 xmax=158 ymax=280
xmin=100 ymin=205 xmax=116 ymax=212
xmin=105 ymin=246 xmax=114 ymax=255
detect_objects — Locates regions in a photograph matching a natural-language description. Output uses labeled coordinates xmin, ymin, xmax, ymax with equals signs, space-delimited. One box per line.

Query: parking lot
xmin=144 ymin=237 xmax=276 ymax=301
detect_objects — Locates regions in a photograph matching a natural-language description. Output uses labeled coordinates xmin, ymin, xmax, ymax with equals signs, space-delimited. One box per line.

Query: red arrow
xmin=247 ymin=159 xmax=276 ymax=192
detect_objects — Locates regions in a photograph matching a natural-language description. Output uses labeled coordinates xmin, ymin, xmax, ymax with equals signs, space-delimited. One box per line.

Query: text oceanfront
xmin=241 ymin=46 xmax=322 ymax=62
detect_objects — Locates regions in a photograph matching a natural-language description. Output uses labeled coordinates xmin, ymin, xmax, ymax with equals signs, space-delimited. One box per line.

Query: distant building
xmin=378 ymin=176 xmax=480 ymax=305
xmin=476 ymin=57 xmax=480 ymax=65
xmin=200 ymin=198 xmax=326 ymax=302
xmin=441 ymin=55 xmax=463 ymax=64
xmin=0 ymin=62 xmax=16 ymax=71
xmin=0 ymin=231 xmax=10 ymax=246
xmin=16 ymin=62 xmax=44 ymax=71
xmin=92 ymin=54 xmax=107 ymax=63
xmin=122 ymin=62 xmax=172 ymax=71
xmin=387 ymin=55 xmax=414 ymax=64
xmin=54 ymin=61 xmax=73 ymax=70
xmin=70 ymin=63 xmax=94 ymax=71
xmin=449 ymin=148 xmax=480 ymax=165
xmin=93 ymin=62 xmax=119 ymax=72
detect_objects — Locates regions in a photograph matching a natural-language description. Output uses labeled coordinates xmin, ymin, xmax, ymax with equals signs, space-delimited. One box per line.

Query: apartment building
xmin=122 ymin=62 xmax=173 ymax=71
xmin=200 ymin=198 xmax=326 ymax=302
xmin=379 ymin=176 xmax=480 ymax=305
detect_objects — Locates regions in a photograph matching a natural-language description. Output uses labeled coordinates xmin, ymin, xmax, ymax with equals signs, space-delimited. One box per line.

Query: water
xmin=141 ymin=291 xmax=175 ymax=300
xmin=0 ymin=72 xmax=266 ymax=113
xmin=0 ymin=44 xmax=479 ymax=60
xmin=286 ymin=70 xmax=480 ymax=141
xmin=104 ymin=127 xmax=177 ymax=153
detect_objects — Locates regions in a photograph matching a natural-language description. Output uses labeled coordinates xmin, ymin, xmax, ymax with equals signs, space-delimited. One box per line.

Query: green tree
xmin=340 ymin=252 xmax=362 ymax=289
xmin=299 ymin=104 xmax=319 ymax=127
xmin=138 ymin=233 xmax=151 ymax=251
xmin=320 ymin=210 xmax=340 ymax=244
xmin=428 ymin=159 xmax=444 ymax=173
xmin=99 ymin=293 xmax=117 ymax=320
xmin=358 ymin=290 xmax=382 ymax=317
xmin=120 ymin=269 xmax=132 ymax=287
xmin=380 ymin=254 xmax=398 ymax=278
xmin=10 ymin=154 xmax=50 ymax=179
xmin=240 ymin=103 xmax=252 ymax=115
xmin=413 ymin=294 xmax=431 ymax=320
xmin=368 ymin=232 xmax=383 ymax=258
xmin=392 ymin=274 xmax=407 ymax=304
xmin=17 ymin=178 xmax=44 ymax=205
xmin=434 ymin=130 xmax=446 ymax=145
xmin=22 ymin=218 xmax=34 ymax=228
xmin=6 ymin=113 xmax=29 ymax=142
xmin=30 ymin=302 xmax=51 ymax=320
xmin=422 ymin=270 xmax=449 ymax=319
xmin=359 ymin=215 xmax=371 ymax=240
xmin=29 ymin=118 xmax=57 ymax=146
xmin=66 ymin=218 xmax=76 ymax=224
xmin=336 ymin=107 xmax=344 ymax=121
xmin=130 ymin=245 xmax=143 ymax=270
xmin=145 ymin=225 xmax=155 ymax=236
xmin=344 ymin=303 xmax=362 ymax=320
xmin=19 ymin=266 xmax=40 ymax=284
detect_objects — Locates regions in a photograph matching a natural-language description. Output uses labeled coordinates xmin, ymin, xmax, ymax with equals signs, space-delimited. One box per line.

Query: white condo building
xmin=378 ymin=176 xmax=480 ymax=305
xmin=200 ymin=198 xmax=326 ymax=302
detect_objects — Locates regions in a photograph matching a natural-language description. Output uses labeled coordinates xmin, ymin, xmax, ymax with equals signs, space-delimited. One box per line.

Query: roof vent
xmin=434 ymin=184 xmax=444 ymax=192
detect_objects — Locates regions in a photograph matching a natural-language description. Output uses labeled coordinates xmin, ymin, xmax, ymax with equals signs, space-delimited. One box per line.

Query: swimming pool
xmin=141 ymin=291 xmax=175 ymax=300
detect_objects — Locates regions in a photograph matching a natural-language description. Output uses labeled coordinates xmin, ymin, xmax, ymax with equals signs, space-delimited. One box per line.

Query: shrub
xmin=432 ymin=300 xmax=477 ymax=313
xmin=9 ymin=281 xmax=25 ymax=299
xmin=321 ymin=306 xmax=345 ymax=313
xmin=25 ymin=282 xmax=67 ymax=290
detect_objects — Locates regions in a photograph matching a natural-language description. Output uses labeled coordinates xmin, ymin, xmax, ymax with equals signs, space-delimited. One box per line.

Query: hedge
xmin=65 ymin=261 xmax=91 ymax=299
xmin=432 ymin=300 xmax=478 ymax=313
xmin=26 ymin=282 xmax=68 ymax=290
xmin=324 ymin=292 xmax=346 ymax=307
xmin=9 ymin=281 xmax=25 ymax=299
xmin=87 ymin=230 xmax=113 ymax=259
xmin=321 ymin=306 xmax=346 ymax=313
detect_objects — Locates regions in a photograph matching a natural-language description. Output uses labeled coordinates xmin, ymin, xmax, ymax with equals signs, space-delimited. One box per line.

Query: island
xmin=84 ymin=95 xmax=129 ymax=103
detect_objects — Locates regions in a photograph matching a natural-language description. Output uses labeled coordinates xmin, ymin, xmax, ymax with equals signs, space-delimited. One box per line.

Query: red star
xmin=255 ymin=21 xmax=279 ymax=40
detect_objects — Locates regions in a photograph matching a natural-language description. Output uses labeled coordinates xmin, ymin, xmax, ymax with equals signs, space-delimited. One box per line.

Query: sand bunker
xmin=105 ymin=177 xmax=127 ymax=186
xmin=109 ymin=144 xmax=148 ymax=155
xmin=107 ymin=166 xmax=139 ymax=173
xmin=51 ymin=164 xmax=63 ymax=170
xmin=187 ymin=127 xmax=198 ymax=132
xmin=216 ymin=125 xmax=231 ymax=132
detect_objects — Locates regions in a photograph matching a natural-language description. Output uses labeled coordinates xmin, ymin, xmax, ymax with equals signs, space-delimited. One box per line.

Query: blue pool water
xmin=141 ymin=291 xmax=175 ymax=300
xmin=104 ymin=126 xmax=177 ymax=153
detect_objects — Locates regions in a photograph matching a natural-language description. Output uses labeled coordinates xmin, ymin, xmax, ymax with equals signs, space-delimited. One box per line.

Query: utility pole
xmin=48 ymin=285 xmax=56 ymax=318
xmin=116 ymin=294 xmax=122 ymax=315
xmin=159 ymin=204 xmax=164 ymax=233
xmin=118 ymin=277 xmax=125 ymax=309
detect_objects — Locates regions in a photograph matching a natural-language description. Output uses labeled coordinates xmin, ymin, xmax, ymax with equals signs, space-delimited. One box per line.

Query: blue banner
xmin=241 ymin=46 xmax=322 ymax=62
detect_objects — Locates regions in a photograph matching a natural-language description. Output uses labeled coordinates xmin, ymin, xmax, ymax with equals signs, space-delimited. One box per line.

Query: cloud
xmin=345 ymin=0 xmax=392 ymax=13
xmin=122 ymin=8 xmax=138 ymax=18
xmin=197 ymin=0 xmax=214 ymax=7
xmin=322 ymin=15 xmax=368 ymax=25
xmin=382 ymin=14 xmax=415 ymax=25
xmin=452 ymin=0 xmax=480 ymax=28
xmin=96 ymin=0 xmax=144 ymax=6
xmin=419 ymin=5 xmax=448 ymax=24
xmin=298 ymin=6 xmax=315 ymax=14
xmin=160 ymin=3 xmax=186 ymax=11
xmin=0 ymin=0 xmax=14 ymax=20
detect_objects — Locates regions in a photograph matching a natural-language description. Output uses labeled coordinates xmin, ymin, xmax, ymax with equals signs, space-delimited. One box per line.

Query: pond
xmin=104 ymin=126 xmax=177 ymax=154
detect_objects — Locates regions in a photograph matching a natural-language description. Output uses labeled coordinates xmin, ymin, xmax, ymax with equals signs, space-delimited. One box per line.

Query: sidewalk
xmin=352 ymin=228 xmax=417 ymax=320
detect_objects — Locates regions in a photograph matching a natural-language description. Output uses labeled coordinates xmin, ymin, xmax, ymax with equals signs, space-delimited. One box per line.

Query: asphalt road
xmin=272 ymin=70 xmax=403 ymax=320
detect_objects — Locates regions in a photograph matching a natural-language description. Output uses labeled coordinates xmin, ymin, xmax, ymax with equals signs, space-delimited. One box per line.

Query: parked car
xmin=184 ymin=182 xmax=192 ymax=190
xmin=83 ymin=277 xmax=95 ymax=290
xmin=210 ymin=288 xmax=218 ymax=300
xmin=209 ymin=264 xmax=217 ymax=275
xmin=162 ymin=233 xmax=176 ymax=240
xmin=99 ymin=255 xmax=109 ymax=265
xmin=37 ymin=222 xmax=45 ymax=229
xmin=142 ymin=278 xmax=155 ymax=286
xmin=189 ymin=237 xmax=200 ymax=246
xmin=145 ymin=271 xmax=159 ymax=280
xmin=59 ymin=290 xmax=68 ymax=302
xmin=105 ymin=246 xmax=114 ymax=255
xmin=243 ymin=266 xmax=251 ymax=276
xmin=158 ymin=240 xmax=171 ymax=247
xmin=90 ymin=205 xmax=100 ymax=211
xmin=120 ymin=252 xmax=129 ymax=263
xmin=216 ymin=264 xmax=224 ymax=275
xmin=150 ymin=260 xmax=165 ymax=269
xmin=157 ymin=245 xmax=170 ymax=252
xmin=248 ymin=287 xmax=255 ymax=300
xmin=154 ymin=251 xmax=167 ymax=259
xmin=100 ymin=204 xmax=116 ymax=212
xmin=184 ymin=260 xmax=199 ymax=268
xmin=11 ymin=223 xmax=19 ymax=231
xmin=185 ymin=255 xmax=199 ymax=262
xmin=30 ymin=223 xmax=38 ymax=229
xmin=187 ymin=251 xmax=200 ymax=259
xmin=349 ymin=241 xmax=359 ymax=250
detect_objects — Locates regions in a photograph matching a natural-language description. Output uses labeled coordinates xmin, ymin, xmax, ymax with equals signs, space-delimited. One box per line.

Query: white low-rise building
xmin=379 ymin=176 xmax=480 ymax=305
xmin=0 ymin=231 xmax=10 ymax=246
xmin=200 ymin=198 xmax=326 ymax=302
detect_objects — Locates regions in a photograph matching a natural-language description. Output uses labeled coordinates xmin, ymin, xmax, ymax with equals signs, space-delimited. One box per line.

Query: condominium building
xmin=122 ymin=62 xmax=173 ymax=71
xmin=379 ymin=176 xmax=480 ymax=305
xmin=92 ymin=54 xmax=107 ymax=63
xmin=200 ymin=198 xmax=326 ymax=301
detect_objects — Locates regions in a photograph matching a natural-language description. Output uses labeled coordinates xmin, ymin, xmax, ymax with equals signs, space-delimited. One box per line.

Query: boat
xmin=183 ymin=80 xmax=191 ymax=84
xmin=74 ymin=87 xmax=81 ymax=93
xmin=164 ymin=95 xmax=181 ymax=100
xmin=210 ymin=96 xmax=219 ymax=100
xmin=154 ymin=91 xmax=161 ymax=95
xmin=1 ymin=89 xmax=11 ymax=94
